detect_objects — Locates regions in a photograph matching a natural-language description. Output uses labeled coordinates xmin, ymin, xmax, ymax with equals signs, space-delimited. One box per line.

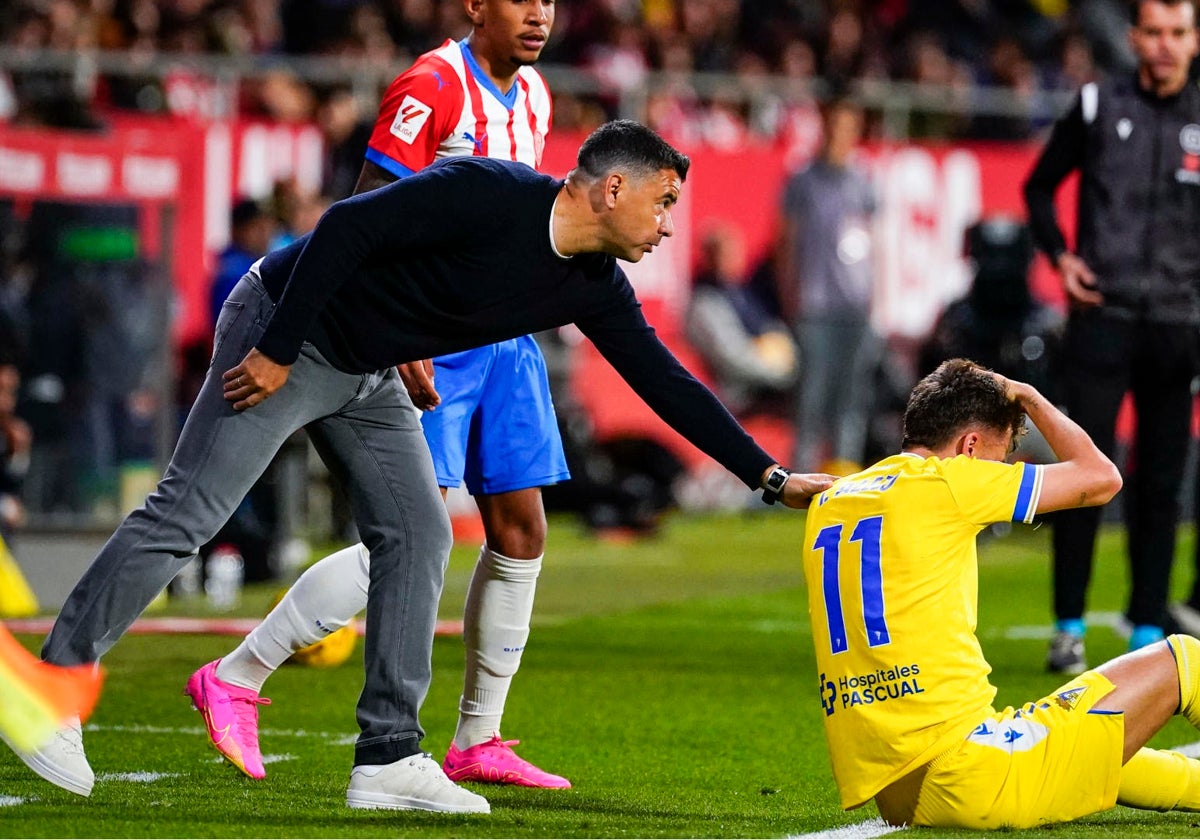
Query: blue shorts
xmin=421 ymin=336 xmax=570 ymax=495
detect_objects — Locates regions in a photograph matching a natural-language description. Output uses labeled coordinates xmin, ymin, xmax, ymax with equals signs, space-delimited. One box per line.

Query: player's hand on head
xmin=989 ymin=369 xmax=1036 ymax=408
xmin=224 ymin=348 xmax=291 ymax=411
xmin=989 ymin=370 xmax=1017 ymax=402
xmin=780 ymin=472 xmax=837 ymax=509
xmin=397 ymin=359 xmax=440 ymax=411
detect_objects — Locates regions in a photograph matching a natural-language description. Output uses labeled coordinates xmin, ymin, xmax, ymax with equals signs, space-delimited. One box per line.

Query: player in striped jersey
xmin=804 ymin=359 xmax=1200 ymax=828
xmin=188 ymin=0 xmax=572 ymax=790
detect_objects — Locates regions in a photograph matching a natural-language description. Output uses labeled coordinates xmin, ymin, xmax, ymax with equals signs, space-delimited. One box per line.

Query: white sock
xmin=453 ymin=545 xmax=541 ymax=751
xmin=216 ymin=542 xmax=370 ymax=692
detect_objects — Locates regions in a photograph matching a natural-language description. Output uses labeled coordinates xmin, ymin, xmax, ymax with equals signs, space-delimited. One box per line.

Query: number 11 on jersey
xmin=813 ymin=515 xmax=889 ymax=654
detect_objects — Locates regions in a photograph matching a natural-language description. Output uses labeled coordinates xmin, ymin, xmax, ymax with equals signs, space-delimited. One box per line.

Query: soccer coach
xmin=20 ymin=119 xmax=833 ymax=810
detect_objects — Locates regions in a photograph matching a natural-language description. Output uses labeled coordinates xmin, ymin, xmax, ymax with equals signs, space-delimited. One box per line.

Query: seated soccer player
xmin=802 ymin=358 xmax=1200 ymax=829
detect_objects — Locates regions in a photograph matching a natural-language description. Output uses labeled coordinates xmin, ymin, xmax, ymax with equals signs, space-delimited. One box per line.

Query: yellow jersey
xmin=802 ymin=452 xmax=1044 ymax=809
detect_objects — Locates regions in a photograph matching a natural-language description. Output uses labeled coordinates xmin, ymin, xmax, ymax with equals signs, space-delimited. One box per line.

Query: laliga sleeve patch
xmin=390 ymin=95 xmax=433 ymax=145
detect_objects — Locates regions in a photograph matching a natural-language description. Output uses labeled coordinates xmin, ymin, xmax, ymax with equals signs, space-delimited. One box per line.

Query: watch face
xmin=766 ymin=468 xmax=789 ymax=494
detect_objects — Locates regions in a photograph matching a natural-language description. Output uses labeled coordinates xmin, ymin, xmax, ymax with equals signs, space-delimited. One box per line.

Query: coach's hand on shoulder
xmin=224 ymin=348 xmax=291 ymax=411
xmin=781 ymin=473 xmax=837 ymax=509
xmin=397 ymin=359 xmax=441 ymax=411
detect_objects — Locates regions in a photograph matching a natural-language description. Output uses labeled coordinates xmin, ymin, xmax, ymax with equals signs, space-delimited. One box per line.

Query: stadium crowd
xmin=0 ymin=0 xmax=1141 ymax=144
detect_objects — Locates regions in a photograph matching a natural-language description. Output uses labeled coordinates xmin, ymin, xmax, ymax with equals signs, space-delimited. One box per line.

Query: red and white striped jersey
xmin=365 ymin=38 xmax=552 ymax=177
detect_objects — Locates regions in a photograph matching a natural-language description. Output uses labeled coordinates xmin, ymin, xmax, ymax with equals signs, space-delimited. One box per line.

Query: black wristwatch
xmin=761 ymin=466 xmax=791 ymax=505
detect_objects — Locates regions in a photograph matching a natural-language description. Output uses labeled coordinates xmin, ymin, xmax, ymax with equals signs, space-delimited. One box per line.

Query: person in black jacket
xmin=1023 ymin=0 xmax=1200 ymax=675
xmin=9 ymin=120 xmax=834 ymax=811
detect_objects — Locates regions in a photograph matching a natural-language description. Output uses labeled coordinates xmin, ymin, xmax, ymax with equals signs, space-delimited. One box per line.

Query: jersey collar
xmin=459 ymin=39 xmax=519 ymax=110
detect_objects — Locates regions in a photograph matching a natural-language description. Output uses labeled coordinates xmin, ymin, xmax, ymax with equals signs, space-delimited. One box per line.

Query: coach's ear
xmin=604 ymin=173 xmax=624 ymax=209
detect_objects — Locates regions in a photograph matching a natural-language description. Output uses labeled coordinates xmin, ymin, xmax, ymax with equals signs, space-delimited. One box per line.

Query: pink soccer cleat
xmin=442 ymin=734 xmax=571 ymax=789
xmin=184 ymin=659 xmax=271 ymax=780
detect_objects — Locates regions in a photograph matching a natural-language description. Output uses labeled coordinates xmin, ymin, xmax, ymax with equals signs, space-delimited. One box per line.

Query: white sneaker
xmin=346 ymin=753 xmax=490 ymax=814
xmin=2 ymin=716 xmax=94 ymax=796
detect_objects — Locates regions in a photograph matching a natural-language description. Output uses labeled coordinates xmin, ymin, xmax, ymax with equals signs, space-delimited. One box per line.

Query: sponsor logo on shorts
xmin=968 ymin=716 xmax=1049 ymax=753
xmin=390 ymin=96 xmax=433 ymax=145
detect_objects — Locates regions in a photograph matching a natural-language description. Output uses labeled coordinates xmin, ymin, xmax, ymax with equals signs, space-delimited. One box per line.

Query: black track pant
xmin=1051 ymin=309 xmax=1198 ymax=628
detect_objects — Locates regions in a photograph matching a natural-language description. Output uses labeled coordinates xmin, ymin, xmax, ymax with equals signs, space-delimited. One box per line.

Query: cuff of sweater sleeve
xmin=254 ymin=328 xmax=303 ymax=366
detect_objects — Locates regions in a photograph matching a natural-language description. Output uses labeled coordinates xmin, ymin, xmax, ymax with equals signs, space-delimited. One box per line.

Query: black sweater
xmin=1023 ymin=74 xmax=1200 ymax=324
xmin=255 ymin=157 xmax=774 ymax=488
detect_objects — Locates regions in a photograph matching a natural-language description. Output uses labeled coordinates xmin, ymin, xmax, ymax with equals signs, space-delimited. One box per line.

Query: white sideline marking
xmin=97 ymin=772 xmax=180 ymax=783
xmin=1175 ymin=741 xmax=1200 ymax=758
xmin=997 ymin=611 xmax=1126 ymax=640
xmin=0 ymin=796 xmax=29 ymax=807
xmin=791 ymin=817 xmax=896 ymax=838
xmin=262 ymin=753 xmax=296 ymax=765
xmin=90 ymin=724 xmax=354 ymax=741
xmin=3 ymin=617 xmax=464 ymax=637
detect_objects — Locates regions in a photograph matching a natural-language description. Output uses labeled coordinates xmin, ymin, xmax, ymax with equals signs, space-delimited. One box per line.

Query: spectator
xmin=210 ymin=198 xmax=275 ymax=329
xmin=685 ymin=223 xmax=797 ymax=417
xmin=968 ymin=35 xmax=1041 ymax=139
xmin=0 ymin=361 xmax=30 ymax=540
xmin=902 ymin=30 xmax=972 ymax=139
xmin=0 ymin=0 xmax=1152 ymax=145
xmin=773 ymin=37 xmax=824 ymax=169
xmin=266 ymin=178 xmax=328 ymax=251
xmin=1023 ymin=0 xmax=1200 ymax=672
xmin=315 ymin=86 xmax=373 ymax=201
xmin=74 ymin=230 xmax=170 ymax=518
xmin=16 ymin=203 xmax=89 ymax=515
xmin=780 ymin=95 xmax=883 ymax=475
xmin=1049 ymin=30 xmax=1100 ymax=91
xmin=918 ymin=216 xmax=1064 ymax=463
xmin=919 ymin=216 xmax=1063 ymax=401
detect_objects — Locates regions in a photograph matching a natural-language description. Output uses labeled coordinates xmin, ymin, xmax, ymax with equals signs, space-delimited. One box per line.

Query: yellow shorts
xmin=876 ymin=671 xmax=1124 ymax=830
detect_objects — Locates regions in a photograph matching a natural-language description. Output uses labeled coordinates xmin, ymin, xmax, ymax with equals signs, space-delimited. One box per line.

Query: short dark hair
xmin=575 ymin=120 xmax=691 ymax=182
xmin=1130 ymin=0 xmax=1199 ymax=25
xmin=901 ymin=358 xmax=1026 ymax=450
xmin=230 ymin=198 xmax=268 ymax=229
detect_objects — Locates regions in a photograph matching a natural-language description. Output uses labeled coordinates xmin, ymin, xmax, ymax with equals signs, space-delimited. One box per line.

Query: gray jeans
xmin=42 ymin=272 xmax=451 ymax=766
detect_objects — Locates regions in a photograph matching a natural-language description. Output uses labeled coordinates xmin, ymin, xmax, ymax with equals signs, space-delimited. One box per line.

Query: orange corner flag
xmin=0 ymin=627 xmax=103 ymax=752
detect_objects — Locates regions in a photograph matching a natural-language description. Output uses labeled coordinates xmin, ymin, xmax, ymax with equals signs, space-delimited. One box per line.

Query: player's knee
xmin=483 ymin=519 xmax=546 ymax=559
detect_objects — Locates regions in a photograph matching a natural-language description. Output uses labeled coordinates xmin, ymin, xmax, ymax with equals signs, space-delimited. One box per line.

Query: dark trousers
xmin=1052 ymin=310 xmax=1197 ymax=628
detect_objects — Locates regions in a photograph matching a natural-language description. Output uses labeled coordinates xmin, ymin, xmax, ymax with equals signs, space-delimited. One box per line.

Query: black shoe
xmin=1046 ymin=631 xmax=1086 ymax=675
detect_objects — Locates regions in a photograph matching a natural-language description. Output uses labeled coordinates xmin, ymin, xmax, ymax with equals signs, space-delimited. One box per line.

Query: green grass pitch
xmin=1 ymin=512 xmax=1199 ymax=838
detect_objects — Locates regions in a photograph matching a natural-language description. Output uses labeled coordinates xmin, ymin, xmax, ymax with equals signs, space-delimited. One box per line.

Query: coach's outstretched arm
xmin=997 ymin=374 xmax=1122 ymax=513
